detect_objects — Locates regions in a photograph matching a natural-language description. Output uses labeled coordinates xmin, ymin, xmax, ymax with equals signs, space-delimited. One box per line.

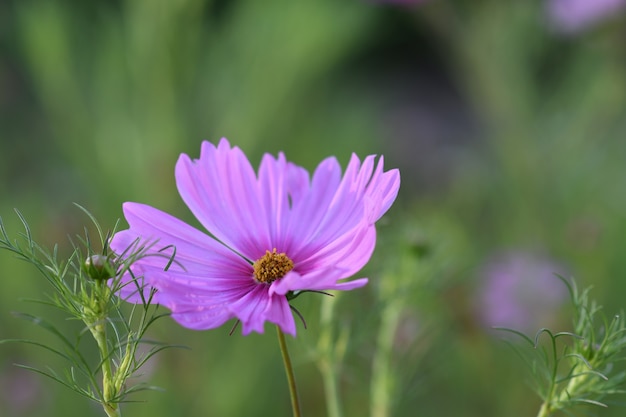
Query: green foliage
xmin=0 ymin=206 xmax=177 ymax=417
xmin=498 ymin=277 xmax=626 ymax=417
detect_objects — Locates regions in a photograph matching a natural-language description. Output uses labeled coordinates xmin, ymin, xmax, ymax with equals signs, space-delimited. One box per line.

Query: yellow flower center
xmin=253 ymin=249 xmax=294 ymax=284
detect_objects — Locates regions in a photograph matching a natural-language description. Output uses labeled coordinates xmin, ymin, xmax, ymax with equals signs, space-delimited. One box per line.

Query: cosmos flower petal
xmin=257 ymin=152 xmax=292 ymax=250
xmin=170 ymin=305 xmax=233 ymax=330
xmin=301 ymin=225 xmax=378 ymax=278
xmin=153 ymin=277 xmax=249 ymax=330
xmin=310 ymin=154 xmax=373 ymax=241
xmin=326 ymin=278 xmax=369 ymax=291
xmin=284 ymin=162 xmax=311 ymax=209
xmin=109 ymin=202 xmax=257 ymax=329
xmin=112 ymin=139 xmax=400 ymax=336
xmin=111 ymin=202 xmax=250 ymax=274
xmin=286 ymin=154 xmax=368 ymax=254
xmin=365 ymin=156 xmax=401 ymax=223
xmin=264 ymin=294 xmax=297 ymax=336
xmin=269 ymin=268 xmax=368 ymax=296
xmin=284 ymin=157 xmax=343 ymax=252
xmin=227 ymin=286 xmax=274 ymax=335
xmin=290 ymin=155 xmax=397 ymax=279
xmin=114 ymin=263 xmax=253 ymax=330
xmin=175 ymin=139 xmax=270 ymax=259
xmin=317 ymin=156 xmax=396 ymax=252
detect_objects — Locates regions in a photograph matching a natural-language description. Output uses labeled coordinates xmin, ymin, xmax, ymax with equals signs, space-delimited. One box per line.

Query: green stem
xmin=92 ymin=321 xmax=121 ymax=417
xmin=318 ymin=294 xmax=343 ymax=417
xmin=535 ymin=401 xmax=551 ymax=417
xmin=535 ymin=333 xmax=564 ymax=417
xmin=276 ymin=325 xmax=301 ymax=417
xmin=320 ymin=359 xmax=342 ymax=417
xmin=103 ymin=402 xmax=120 ymax=417
xmin=370 ymin=304 xmax=402 ymax=417
xmin=542 ymin=363 xmax=588 ymax=417
xmin=90 ymin=280 xmax=121 ymax=417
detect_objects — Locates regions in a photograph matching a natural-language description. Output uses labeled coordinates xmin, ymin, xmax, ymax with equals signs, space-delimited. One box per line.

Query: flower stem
xmin=91 ymin=320 xmax=121 ymax=417
xmin=370 ymin=303 xmax=402 ymax=417
xmin=536 ymin=363 xmax=587 ymax=417
xmin=317 ymin=294 xmax=347 ymax=417
xmin=89 ymin=280 xmax=121 ymax=417
xmin=536 ymin=402 xmax=551 ymax=417
xmin=320 ymin=359 xmax=342 ymax=417
xmin=276 ymin=325 xmax=301 ymax=417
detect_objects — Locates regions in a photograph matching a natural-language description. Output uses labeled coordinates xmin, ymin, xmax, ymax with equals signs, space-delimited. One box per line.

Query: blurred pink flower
xmin=0 ymin=364 xmax=46 ymax=415
xmin=547 ymin=0 xmax=626 ymax=33
xmin=111 ymin=139 xmax=400 ymax=336
xmin=477 ymin=251 xmax=568 ymax=334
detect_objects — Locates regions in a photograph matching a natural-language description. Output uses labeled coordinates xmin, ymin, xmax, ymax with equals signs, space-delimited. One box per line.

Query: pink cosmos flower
xmin=110 ymin=139 xmax=400 ymax=336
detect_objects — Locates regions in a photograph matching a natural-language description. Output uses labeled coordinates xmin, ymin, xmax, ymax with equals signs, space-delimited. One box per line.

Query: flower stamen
xmin=253 ymin=249 xmax=294 ymax=284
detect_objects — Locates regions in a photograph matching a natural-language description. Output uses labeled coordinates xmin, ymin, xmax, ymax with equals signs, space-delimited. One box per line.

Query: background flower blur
xmin=547 ymin=0 xmax=626 ymax=33
xmin=477 ymin=251 xmax=568 ymax=334
xmin=2 ymin=1 xmax=626 ymax=416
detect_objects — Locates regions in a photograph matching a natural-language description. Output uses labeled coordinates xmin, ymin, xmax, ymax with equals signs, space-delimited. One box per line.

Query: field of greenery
xmin=2 ymin=1 xmax=626 ymax=416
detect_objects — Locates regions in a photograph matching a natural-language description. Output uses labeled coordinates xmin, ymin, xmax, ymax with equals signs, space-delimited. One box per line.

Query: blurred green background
xmin=2 ymin=0 xmax=626 ymax=416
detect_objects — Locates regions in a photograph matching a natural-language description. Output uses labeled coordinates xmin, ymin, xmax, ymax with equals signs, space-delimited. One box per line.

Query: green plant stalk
xmin=370 ymin=302 xmax=402 ymax=417
xmin=320 ymin=360 xmax=341 ymax=417
xmin=554 ymin=362 xmax=592 ymax=408
xmin=87 ymin=280 xmax=121 ymax=417
xmin=91 ymin=321 xmax=120 ymax=417
xmin=535 ymin=401 xmax=551 ymax=417
xmin=535 ymin=354 xmax=593 ymax=417
xmin=317 ymin=294 xmax=345 ymax=417
xmin=113 ymin=338 xmax=135 ymax=396
xmin=535 ymin=333 xmax=559 ymax=417
xmin=277 ymin=325 xmax=301 ymax=417
xmin=535 ymin=377 xmax=586 ymax=417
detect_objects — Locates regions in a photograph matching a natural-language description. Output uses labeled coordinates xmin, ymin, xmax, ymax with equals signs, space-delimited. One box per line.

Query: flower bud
xmin=84 ymin=254 xmax=115 ymax=281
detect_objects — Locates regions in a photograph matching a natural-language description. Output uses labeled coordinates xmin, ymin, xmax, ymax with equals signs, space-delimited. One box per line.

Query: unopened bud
xmin=84 ymin=254 xmax=114 ymax=281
